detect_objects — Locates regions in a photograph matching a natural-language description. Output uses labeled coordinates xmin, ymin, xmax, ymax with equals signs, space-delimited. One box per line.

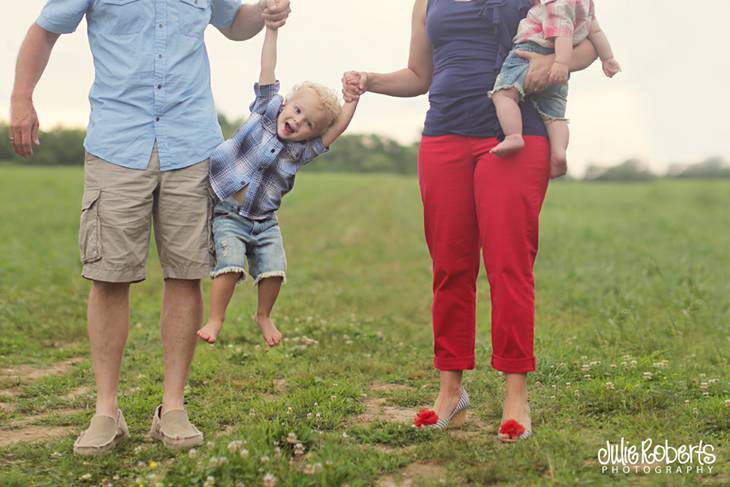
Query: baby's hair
xmin=289 ymin=82 xmax=342 ymax=128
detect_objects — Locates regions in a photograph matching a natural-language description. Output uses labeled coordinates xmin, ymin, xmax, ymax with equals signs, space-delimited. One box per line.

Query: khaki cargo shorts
xmin=79 ymin=146 xmax=214 ymax=283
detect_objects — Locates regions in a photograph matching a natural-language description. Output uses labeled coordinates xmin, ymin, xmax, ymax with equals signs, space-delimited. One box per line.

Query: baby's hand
xmin=548 ymin=61 xmax=569 ymax=84
xmin=341 ymin=71 xmax=367 ymax=103
xmin=602 ymin=58 xmax=621 ymax=78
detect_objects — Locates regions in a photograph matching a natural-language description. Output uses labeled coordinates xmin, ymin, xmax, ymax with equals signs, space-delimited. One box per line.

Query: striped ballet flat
xmin=414 ymin=388 xmax=470 ymax=430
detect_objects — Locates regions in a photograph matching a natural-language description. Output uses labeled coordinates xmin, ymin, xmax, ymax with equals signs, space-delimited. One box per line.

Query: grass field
xmin=0 ymin=166 xmax=728 ymax=486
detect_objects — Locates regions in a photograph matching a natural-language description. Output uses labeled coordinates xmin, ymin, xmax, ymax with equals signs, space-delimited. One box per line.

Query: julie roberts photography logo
xmin=598 ymin=438 xmax=717 ymax=475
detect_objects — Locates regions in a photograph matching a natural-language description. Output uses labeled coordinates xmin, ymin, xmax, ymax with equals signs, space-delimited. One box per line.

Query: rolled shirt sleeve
xmin=300 ymin=138 xmax=329 ymax=166
xmin=249 ymin=81 xmax=282 ymax=115
xmin=36 ymin=0 xmax=93 ymax=34
xmin=543 ymin=0 xmax=577 ymax=39
xmin=210 ymin=0 xmax=244 ymax=29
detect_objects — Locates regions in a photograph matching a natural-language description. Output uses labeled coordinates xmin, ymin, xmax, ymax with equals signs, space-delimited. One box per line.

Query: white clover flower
xmin=260 ymin=455 xmax=270 ymax=464
xmin=188 ymin=448 xmax=198 ymax=459
xmin=240 ymin=448 xmax=250 ymax=458
xmin=294 ymin=443 xmax=306 ymax=457
xmin=643 ymin=372 xmax=653 ymax=380
xmin=605 ymin=382 xmax=615 ymax=390
xmin=287 ymin=432 xmax=298 ymax=444
xmin=263 ymin=473 xmax=277 ymax=487
xmin=203 ymin=476 xmax=216 ymax=487
xmin=724 ymin=399 xmax=730 ymax=408
xmin=79 ymin=473 xmax=92 ymax=481
xmin=228 ymin=440 xmax=243 ymax=452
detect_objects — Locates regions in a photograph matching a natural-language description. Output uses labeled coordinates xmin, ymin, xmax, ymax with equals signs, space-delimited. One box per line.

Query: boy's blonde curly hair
xmin=289 ymin=82 xmax=342 ymax=128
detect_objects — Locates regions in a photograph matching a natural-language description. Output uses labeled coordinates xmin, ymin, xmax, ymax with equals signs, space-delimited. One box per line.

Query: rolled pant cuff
xmin=491 ymin=354 xmax=536 ymax=374
xmin=82 ymin=266 xmax=145 ymax=284
xmin=163 ymin=263 xmax=212 ymax=280
xmin=434 ymin=356 xmax=475 ymax=371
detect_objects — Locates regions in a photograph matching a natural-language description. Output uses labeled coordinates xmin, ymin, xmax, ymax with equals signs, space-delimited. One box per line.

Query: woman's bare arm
xmin=518 ymin=39 xmax=597 ymax=93
xmin=347 ymin=0 xmax=433 ymax=98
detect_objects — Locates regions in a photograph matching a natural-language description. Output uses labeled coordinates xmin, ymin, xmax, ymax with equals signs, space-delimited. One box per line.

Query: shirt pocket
xmin=178 ymin=0 xmax=211 ymax=38
xmin=97 ymin=0 xmax=145 ymax=36
xmin=277 ymin=159 xmax=300 ymax=177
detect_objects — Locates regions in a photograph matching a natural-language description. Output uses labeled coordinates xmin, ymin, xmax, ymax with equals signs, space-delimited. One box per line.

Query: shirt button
xmin=270 ymin=149 xmax=275 ymax=153
xmin=158 ymin=54 xmax=162 ymax=59
xmin=157 ymin=84 xmax=162 ymax=89
xmin=159 ymin=24 xmax=164 ymax=29
xmin=156 ymin=117 xmax=160 ymax=122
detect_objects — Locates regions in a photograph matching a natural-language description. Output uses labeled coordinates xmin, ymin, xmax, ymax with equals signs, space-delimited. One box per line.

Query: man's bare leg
xmin=491 ymin=88 xmax=525 ymax=156
xmin=256 ymin=277 xmax=283 ymax=347
xmin=160 ymin=278 xmax=202 ymax=413
xmin=88 ymin=281 xmax=130 ymax=418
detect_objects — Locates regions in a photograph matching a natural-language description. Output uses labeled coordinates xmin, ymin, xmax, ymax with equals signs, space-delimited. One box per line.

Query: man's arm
xmin=259 ymin=27 xmax=277 ymax=85
xmin=218 ymin=0 xmax=290 ymax=42
xmin=10 ymin=24 xmax=60 ymax=158
xmin=321 ymin=99 xmax=358 ymax=148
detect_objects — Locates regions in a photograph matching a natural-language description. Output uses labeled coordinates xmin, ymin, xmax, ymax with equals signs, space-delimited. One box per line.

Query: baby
xmin=489 ymin=0 xmax=621 ymax=178
xmin=196 ymin=22 xmax=358 ymax=346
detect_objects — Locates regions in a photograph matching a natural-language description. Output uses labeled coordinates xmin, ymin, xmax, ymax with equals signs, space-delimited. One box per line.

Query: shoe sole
xmin=73 ymin=431 xmax=129 ymax=456
xmin=150 ymin=428 xmax=204 ymax=450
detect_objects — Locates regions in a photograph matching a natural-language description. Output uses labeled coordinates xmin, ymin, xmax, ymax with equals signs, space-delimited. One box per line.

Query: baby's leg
xmin=197 ymin=272 xmax=241 ymax=344
xmin=545 ymin=120 xmax=569 ymax=178
xmin=255 ymin=277 xmax=284 ymax=347
xmin=491 ymin=88 xmax=525 ymax=156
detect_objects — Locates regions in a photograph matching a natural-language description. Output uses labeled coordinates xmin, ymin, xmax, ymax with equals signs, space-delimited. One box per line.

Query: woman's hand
xmin=548 ymin=61 xmax=569 ymax=85
xmin=516 ymin=50 xmax=553 ymax=94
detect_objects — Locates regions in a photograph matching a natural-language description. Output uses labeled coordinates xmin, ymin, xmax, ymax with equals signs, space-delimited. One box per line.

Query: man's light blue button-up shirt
xmin=37 ymin=0 xmax=242 ymax=171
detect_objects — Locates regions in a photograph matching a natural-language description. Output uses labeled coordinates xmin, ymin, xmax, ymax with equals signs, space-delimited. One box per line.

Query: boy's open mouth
xmin=284 ymin=122 xmax=295 ymax=135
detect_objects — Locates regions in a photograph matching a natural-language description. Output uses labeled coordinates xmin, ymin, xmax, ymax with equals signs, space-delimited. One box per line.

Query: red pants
xmin=418 ymin=135 xmax=550 ymax=373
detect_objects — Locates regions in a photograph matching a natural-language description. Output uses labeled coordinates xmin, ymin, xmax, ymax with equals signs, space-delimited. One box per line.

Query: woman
xmin=343 ymin=0 xmax=596 ymax=440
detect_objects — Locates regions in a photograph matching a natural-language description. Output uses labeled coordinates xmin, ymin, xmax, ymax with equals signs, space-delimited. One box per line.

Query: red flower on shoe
xmin=499 ymin=419 xmax=526 ymax=438
xmin=414 ymin=409 xmax=439 ymax=428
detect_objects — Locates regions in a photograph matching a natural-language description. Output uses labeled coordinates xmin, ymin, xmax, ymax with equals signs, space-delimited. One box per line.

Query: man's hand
xmin=10 ymin=94 xmax=40 ymax=158
xmin=261 ymin=0 xmax=290 ymax=30
xmin=341 ymin=71 xmax=368 ymax=102
xmin=602 ymin=58 xmax=621 ymax=78
xmin=516 ymin=49 xmax=553 ymax=94
xmin=548 ymin=61 xmax=569 ymax=85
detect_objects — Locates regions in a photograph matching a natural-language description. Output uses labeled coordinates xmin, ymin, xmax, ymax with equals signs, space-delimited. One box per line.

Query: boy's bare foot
xmin=197 ymin=320 xmax=223 ymax=344
xmin=490 ymin=134 xmax=525 ymax=156
xmin=255 ymin=315 xmax=282 ymax=347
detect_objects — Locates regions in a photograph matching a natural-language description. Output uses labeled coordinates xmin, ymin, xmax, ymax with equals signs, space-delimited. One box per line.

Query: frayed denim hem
xmin=489 ymin=83 xmax=526 ymax=102
xmin=210 ymin=266 xmax=248 ymax=284
xmin=253 ymin=271 xmax=286 ymax=286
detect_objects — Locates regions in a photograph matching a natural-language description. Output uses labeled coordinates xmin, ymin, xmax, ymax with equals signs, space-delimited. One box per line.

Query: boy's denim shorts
xmin=489 ymin=42 xmax=569 ymax=121
xmin=210 ymin=200 xmax=287 ymax=285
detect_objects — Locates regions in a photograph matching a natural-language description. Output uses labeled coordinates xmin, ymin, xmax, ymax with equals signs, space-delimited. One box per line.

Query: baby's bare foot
xmin=490 ymin=135 xmax=525 ymax=156
xmin=197 ymin=320 xmax=223 ymax=344
xmin=255 ymin=315 xmax=282 ymax=347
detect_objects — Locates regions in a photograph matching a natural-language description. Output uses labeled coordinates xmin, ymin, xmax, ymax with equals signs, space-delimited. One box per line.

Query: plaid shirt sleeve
xmin=36 ymin=0 xmax=93 ymax=34
xmin=250 ymin=81 xmax=281 ymax=115
xmin=300 ymin=137 xmax=329 ymax=166
xmin=542 ymin=0 xmax=577 ymax=39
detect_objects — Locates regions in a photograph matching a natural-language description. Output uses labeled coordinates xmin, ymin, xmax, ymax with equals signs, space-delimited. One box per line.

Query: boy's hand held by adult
xmin=9 ymin=94 xmax=40 ymax=159
xmin=261 ymin=0 xmax=291 ymax=30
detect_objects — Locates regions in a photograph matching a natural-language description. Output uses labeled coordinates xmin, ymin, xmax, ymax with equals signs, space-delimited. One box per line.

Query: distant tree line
xmin=1 ymin=121 xmax=728 ymax=180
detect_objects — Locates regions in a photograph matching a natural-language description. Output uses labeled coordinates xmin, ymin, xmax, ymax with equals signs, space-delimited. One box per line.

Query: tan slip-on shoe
xmin=149 ymin=405 xmax=203 ymax=450
xmin=73 ymin=409 xmax=129 ymax=456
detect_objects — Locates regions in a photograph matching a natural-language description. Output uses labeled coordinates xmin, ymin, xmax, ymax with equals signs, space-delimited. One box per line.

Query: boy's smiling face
xmin=277 ymin=88 xmax=331 ymax=142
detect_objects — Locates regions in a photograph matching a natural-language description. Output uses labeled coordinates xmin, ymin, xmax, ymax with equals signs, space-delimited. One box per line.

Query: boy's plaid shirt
xmin=209 ymin=81 xmax=328 ymax=220
xmin=515 ymin=0 xmax=596 ymax=48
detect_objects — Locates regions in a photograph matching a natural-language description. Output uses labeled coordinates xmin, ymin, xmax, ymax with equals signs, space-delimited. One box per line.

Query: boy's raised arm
xmin=259 ymin=27 xmax=277 ymax=85
xmin=322 ymin=99 xmax=359 ymax=148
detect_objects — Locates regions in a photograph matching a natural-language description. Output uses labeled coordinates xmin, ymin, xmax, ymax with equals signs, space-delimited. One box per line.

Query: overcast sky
xmin=2 ymin=1 xmax=729 ymax=175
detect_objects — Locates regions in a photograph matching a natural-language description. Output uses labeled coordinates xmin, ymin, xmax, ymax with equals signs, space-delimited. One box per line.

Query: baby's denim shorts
xmin=489 ymin=42 xmax=569 ymax=121
xmin=210 ymin=200 xmax=287 ymax=285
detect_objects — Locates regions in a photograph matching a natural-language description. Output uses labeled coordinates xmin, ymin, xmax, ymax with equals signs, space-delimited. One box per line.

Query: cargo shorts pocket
xmin=79 ymin=189 xmax=102 ymax=264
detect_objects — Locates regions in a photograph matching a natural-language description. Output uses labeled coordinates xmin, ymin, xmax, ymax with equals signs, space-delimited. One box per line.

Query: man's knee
xmin=91 ymin=280 xmax=130 ymax=295
xmin=164 ymin=278 xmax=202 ymax=295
